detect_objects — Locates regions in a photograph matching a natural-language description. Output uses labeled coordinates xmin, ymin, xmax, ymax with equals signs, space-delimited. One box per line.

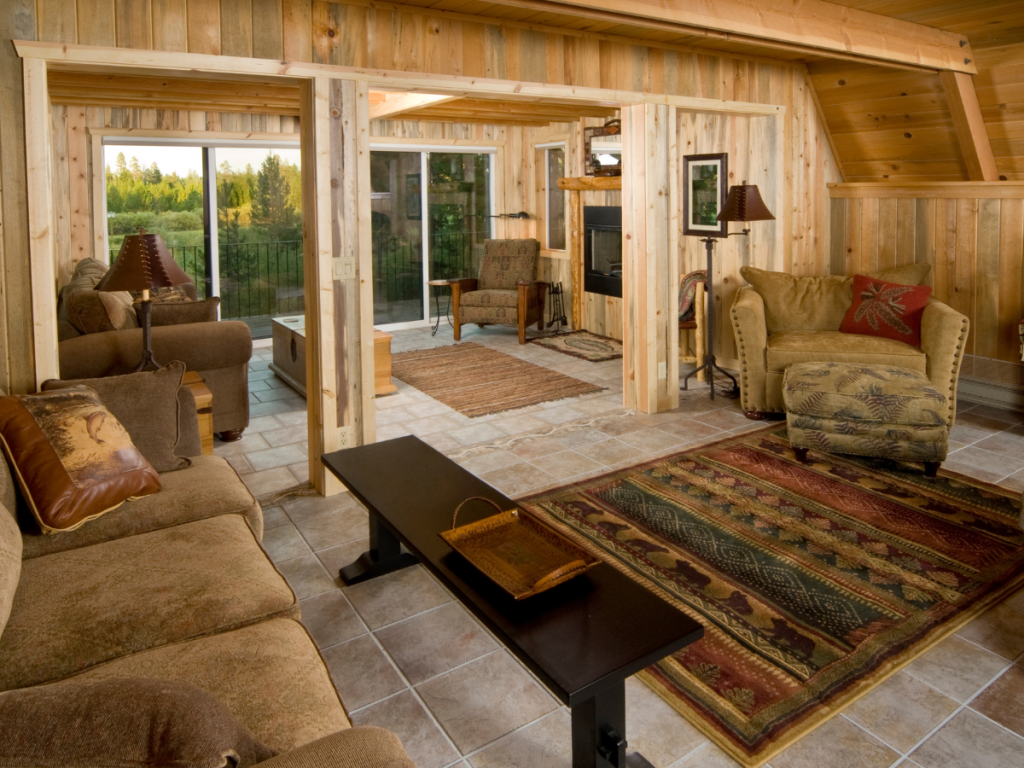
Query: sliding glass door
xmin=370 ymin=148 xmax=493 ymax=328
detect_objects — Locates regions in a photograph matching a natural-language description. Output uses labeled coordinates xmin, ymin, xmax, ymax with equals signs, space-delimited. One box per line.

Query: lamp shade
xmin=95 ymin=231 xmax=192 ymax=293
xmin=717 ymin=184 xmax=775 ymax=223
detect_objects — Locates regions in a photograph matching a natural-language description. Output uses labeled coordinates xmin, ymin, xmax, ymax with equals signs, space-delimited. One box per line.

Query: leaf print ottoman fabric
xmin=783 ymin=362 xmax=949 ymax=462
xmin=840 ymin=274 xmax=932 ymax=346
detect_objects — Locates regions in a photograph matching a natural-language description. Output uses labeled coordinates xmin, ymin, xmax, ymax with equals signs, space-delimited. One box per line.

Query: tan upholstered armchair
xmin=451 ymin=239 xmax=547 ymax=344
xmin=730 ymin=264 xmax=969 ymax=425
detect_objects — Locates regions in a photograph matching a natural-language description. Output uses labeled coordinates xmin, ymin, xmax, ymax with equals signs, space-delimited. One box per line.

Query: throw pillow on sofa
xmin=0 ymin=677 xmax=275 ymax=768
xmin=59 ymin=258 xmax=138 ymax=335
xmin=840 ymin=275 xmax=933 ymax=347
xmin=0 ymin=386 xmax=160 ymax=533
xmin=43 ymin=361 xmax=191 ymax=473
xmin=147 ymin=297 xmax=221 ymax=327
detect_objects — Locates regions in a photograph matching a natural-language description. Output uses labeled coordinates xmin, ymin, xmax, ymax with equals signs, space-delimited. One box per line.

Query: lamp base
xmin=133 ymin=299 xmax=162 ymax=372
xmin=683 ymin=353 xmax=740 ymax=400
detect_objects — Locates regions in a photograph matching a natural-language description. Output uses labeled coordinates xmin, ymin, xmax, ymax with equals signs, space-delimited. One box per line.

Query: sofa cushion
xmin=740 ymin=263 xmax=932 ymax=334
xmin=477 ymin=239 xmax=539 ymax=290
xmin=0 ymin=387 xmax=161 ymax=534
xmin=459 ymin=289 xmax=519 ymax=308
xmin=60 ymin=258 xmax=139 ymax=334
xmin=72 ymin=619 xmax=349 ymax=753
xmin=0 ymin=494 xmax=21 ymax=642
xmin=148 ymin=297 xmax=221 ymax=327
xmin=19 ymin=455 xmax=262 ymax=559
xmin=766 ymin=331 xmax=928 ymax=374
xmin=43 ymin=361 xmax=190 ymax=473
xmin=0 ymin=677 xmax=275 ymax=768
xmin=0 ymin=514 xmax=295 ymax=690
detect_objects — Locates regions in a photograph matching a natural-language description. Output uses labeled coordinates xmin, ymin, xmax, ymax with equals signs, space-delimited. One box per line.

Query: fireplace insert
xmin=584 ymin=206 xmax=622 ymax=298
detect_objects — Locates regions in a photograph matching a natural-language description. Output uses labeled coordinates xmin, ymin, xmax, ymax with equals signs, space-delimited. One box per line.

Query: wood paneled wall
xmin=2 ymin=0 xmax=840 ymax=392
xmin=829 ymin=186 xmax=1024 ymax=363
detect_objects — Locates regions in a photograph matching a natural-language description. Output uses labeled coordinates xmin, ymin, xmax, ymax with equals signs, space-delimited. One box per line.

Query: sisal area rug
xmin=529 ymin=330 xmax=623 ymax=362
xmin=391 ymin=342 xmax=604 ymax=418
xmin=520 ymin=424 xmax=1024 ymax=767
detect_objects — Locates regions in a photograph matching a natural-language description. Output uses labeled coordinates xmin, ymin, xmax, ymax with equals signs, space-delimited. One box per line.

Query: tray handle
xmin=451 ymin=496 xmax=505 ymax=530
xmin=532 ymin=559 xmax=588 ymax=591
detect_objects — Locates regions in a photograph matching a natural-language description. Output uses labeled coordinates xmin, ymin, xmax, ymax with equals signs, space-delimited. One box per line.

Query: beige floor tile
xmin=261 ymin=523 xmax=312 ymax=562
xmin=416 ymin=650 xmax=557 ymax=753
xmin=555 ymin=427 xmax=613 ymax=450
xmin=770 ymin=715 xmax=897 ymax=768
xmin=956 ymin=410 xmax=1019 ymax=433
xmin=911 ymin=708 xmax=1024 ymax=768
xmin=962 ymin=404 xmax=1022 ymax=424
xmin=971 ymin=663 xmax=1024 ymax=738
xmin=904 ymin=634 xmax=1009 ymax=702
xmin=246 ymin=415 xmax=284 ymax=434
xmin=344 ymin=565 xmax=452 ymax=630
xmin=529 ymin=450 xmax=605 ymax=480
xmin=596 ymin=415 xmax=650 ymax=437
xmin=491 ymin=413 xmax=553 ymax=436
xmin=691 ymin=408 xmax=753 ymax=431
xmin=418 ymin=431 xmax=464 ymax=453
xmin=253 ymin=386 xmax=298 ymax=403
xmin=404 ymin=414 xmax=465 ymax=437
xmin=316 ymin=536 xmax=369 ymax=577
xmin=288 ymin=504 xmax=368 ymax=553
xmin=350 ymin=690 xmax=460 ymax=768
xmin=288 ymin=461 xmax=309 ymax=484
xmin=575 ymin=437 xmax=644 ymax=466
xmin=972 ymin=425 xmax=1024 ymax=457
xmin=617 ymin=426 xmax=688 ymax=454
xmin=377 ymin=602 xmax=498 ymax=685
xmin=941 ymin=447 xmax=1024 ymax=484
xmin=275 ymin=553 xmax=338 ymax=599
xmin=510 ymin=437 xmax=567 ymax=461
xmin=657 ymin=418 xmax=726 ymax=442
xmin=274 ymin=409 xmax=308 ymax=428
xmin=534 ymin=405 xmax=588 ymax=425
xmin=262 ymin=505 xmax=290 ymax=530
xmin=226 ymin=454 xmax=254 ymax=475
xmin=947 ymin=423 xmax=994 ymax=446
xmin=449 ymin=423 xmax=509 ymax=446
xmin=298 ymin=590 xmax=366 ymax=648
xmin=956 ymin=602 xmax=1024 ymax=660
xmin=669 ymin=742 xmax=746 ymax=768
xmin=406 ymin=400 xmax=456 ymax=419
xmin=843 ymin=671 xmax=959 ymax=752
xmin=322 ymin=634 xmax=407 ymax=711
xmin=625 ymin=676 xmax=708 ymax=766
xmin=468 ymin=710 xmax=571 ymax=768
xmin=377 ymin=423 xmax=412 ymax=440
xmin=459 ymin=450 xmax=525 ymax=475
xmin=214 ymin=432 xmax=271 ymax=457
xmin=479 ymin=462 xmax=556 ymax=496
xmin=374 ymin=407 xmax=415 ymax=427
xmin=246 ymin=443 xmax=308 ymax=472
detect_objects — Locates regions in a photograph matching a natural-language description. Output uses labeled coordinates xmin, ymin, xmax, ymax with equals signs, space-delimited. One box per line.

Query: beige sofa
xmin=0 ymin=379 xmax=414 ymax=767
xmin=730 ymin=264 xmax=969 ymax=424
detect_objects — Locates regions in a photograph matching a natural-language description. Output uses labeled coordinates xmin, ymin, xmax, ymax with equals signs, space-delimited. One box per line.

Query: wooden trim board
xmin=830 ymin=182 xmax=1024 ymax=199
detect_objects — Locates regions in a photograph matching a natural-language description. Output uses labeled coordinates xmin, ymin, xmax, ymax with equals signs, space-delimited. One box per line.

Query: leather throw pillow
xmin=0 ymin=677 xmax=275 ymax=768
xmin=42 ymin=361 xmax=190 ymax=472
xmin=840 ymin=274 xmax=933 ymax=347
xmin=0 ymin=387 xmax=160 ymax=533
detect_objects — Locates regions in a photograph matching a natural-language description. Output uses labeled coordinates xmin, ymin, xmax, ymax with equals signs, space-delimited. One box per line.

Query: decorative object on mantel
xmin=520 ymin=424 xmax=1024 ymax=767
xmin=441 ymin=496 xmax=599 ymax=600
xmin=683 ymin=178 xmax=775 ymax=399
xmin=95 ymin=229 xmax=192 ymax=372
xmin=583 ymin=119 xmax=622 ymax=177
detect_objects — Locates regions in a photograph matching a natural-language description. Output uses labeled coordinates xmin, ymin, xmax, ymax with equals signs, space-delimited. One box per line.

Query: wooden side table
xmin=182 ymin=371 xmax=214 ymax=456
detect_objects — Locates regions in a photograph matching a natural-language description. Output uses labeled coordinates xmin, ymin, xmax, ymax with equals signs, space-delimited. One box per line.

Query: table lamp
xmin=95 ymin=230 xmax=193 ymax=372
xmin=682 ymin=182 xmax=774 ymax=399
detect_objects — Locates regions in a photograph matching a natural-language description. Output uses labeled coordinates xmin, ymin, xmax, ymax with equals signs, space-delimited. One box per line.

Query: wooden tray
xmin=440 ymin=497 xmax=599 ymax=600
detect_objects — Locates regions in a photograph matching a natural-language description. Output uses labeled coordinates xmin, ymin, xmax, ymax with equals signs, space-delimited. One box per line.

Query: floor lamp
xmin=95 ymin=229 xmax=193 ymax=372
xmin=683 ymin=182 xmax=775 ymax=399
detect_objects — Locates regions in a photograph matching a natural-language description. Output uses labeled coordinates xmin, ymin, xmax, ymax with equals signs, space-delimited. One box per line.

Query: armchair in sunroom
xmin=450 ymin=239 xmax=547 ymax=344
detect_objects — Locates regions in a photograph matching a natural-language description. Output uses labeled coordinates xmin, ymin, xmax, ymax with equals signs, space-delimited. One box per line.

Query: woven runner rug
xmin=519 ymin=424 xmax=1024 ymax=767
xmin=391 ymin=342 xmax=604 ymax=418
xmin=529 ymin=330 xmax=623 ymax=362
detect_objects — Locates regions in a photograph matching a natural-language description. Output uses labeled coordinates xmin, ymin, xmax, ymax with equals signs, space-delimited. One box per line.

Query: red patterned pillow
xmin=840 ymin=275 xmax=932 ymax=347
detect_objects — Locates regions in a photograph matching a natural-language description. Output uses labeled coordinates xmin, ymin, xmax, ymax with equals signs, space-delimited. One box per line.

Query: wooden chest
xmin=269 ymin=316 xmax=397 ymax=397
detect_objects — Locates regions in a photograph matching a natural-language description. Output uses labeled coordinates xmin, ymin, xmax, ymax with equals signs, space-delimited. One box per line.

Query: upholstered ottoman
xmin=782 ymin=361 xmax=949 ymax=477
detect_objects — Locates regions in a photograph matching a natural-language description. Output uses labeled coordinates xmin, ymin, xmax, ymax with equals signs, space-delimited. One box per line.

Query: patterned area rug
xmin=529 ymin=330 xmax=623 ymax=362
xmin=520 ymin=425 xmax=1024 ymax=767
xmin=391 ymin=342 xmax=604 ymax=418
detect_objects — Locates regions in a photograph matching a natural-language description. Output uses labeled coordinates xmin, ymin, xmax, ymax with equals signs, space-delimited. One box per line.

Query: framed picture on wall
xmin=683 ymin=153 xmax=728 ymax=237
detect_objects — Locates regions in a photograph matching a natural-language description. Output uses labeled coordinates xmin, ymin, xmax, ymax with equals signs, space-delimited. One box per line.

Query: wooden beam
xmin=15 ymin=40 xmax=785 ymax=118
xmin=459 ymin=0 xmax=977 ymax=74
xmin=829 ymin=182 xmax=1024 ymax=199
xmin=23 ymin=57 xmax=60 ymax=389
xmin=558 ymin=175 xmax=622 ymax=190
xmin=369 ymin=93 xmax=458 ymax=120
xmin=940 ymin=71 xmax=1000 ymax=182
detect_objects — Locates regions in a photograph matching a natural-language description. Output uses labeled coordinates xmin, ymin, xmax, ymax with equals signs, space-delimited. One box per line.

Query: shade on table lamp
xmin=683 ymin=182 xmax=774 ymax=402
xmin=95 ymin=230 xmax=192 ymax=372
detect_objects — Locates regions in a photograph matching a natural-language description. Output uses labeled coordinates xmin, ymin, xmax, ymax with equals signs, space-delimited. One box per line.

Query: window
xmin=543 ymin=145 xmax=566 ymax=250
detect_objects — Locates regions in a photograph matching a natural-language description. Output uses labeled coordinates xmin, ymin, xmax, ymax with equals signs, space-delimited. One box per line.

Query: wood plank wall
xmin=829 ymin=188 xmax=1024 ymax=364
xmin=2 ymin=0 xmax=839 ymax=392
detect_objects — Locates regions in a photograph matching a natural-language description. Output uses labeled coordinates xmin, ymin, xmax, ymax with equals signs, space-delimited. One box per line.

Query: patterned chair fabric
xmin=477 ymin=240 xmax=539 ymax=291
xmin=783 ymin=362 xmax=949 ymax=464
xmin=459 ymin=289 xmax=520 ymax=308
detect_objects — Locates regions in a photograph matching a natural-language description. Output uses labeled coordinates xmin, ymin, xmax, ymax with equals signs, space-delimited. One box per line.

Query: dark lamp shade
xmin=95 ymin=232 xmax=192 ymax=293
xmin=717 ymin=184 xmax=775 ymax=223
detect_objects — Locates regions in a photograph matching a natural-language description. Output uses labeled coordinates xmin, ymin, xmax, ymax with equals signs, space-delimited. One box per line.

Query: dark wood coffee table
xmin=323 ymin=436 xmax=703 ymax=768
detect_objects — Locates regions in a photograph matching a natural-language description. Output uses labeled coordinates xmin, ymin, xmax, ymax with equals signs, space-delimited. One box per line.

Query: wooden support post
xmin=568 ymin=188 xmax=583 ymax=330
xmin=940 ymin=71 xmax=999 ymax=182
xmin=369 ymin=93 xmax=459 ymax=120
xmin=300 ymin=75 xmax=374 ymax=496
xmin=23 ymin=57 xmax=60 ymax=390
xmin=621 ymin=103 xmax=678 ymax=414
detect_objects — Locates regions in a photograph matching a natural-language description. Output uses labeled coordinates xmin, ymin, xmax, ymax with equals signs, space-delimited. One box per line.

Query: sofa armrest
xmin=59 ymin=321 xmax=253 ymax=379
xmin=921 ymin=298 xmax=970 ymax=427
xmin=517 ymin=280 xmax=546 ymax=310
xmin=255 ymin=728 xmax=415 ymax=768
xmin=450 ymin=278 xmax=478 ymax=294
xmin=730 ymin=286 xmax=769 ymax=414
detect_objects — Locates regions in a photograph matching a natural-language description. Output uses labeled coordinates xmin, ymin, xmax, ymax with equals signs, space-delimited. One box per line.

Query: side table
xmin=182 ymin=371 xmax=214 ymax=455
xmin=427 ymin=279 xmax=453 ymax=337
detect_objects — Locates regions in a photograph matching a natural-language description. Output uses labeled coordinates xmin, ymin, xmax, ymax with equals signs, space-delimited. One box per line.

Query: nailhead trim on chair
xmin=945 ymin=318 xmax=968 ymax=427
xmin=731 ymin=307 xmax=749 ymax=410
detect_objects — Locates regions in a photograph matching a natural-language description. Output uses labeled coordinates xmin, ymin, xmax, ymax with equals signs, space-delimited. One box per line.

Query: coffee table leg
xmin=339 ymin=511 xmax=418 ymax=585
xmin=571 ymin=681 xmax=654 ymax=768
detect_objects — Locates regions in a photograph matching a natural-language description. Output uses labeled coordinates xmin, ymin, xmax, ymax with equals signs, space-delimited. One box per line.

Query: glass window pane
xmin=427 ymin=153 xmax=491 ymax=283
xmin=547 ymin=148 xmax=566 ymax=250
xmin=370 ymin=151 xmax=424 ymax=325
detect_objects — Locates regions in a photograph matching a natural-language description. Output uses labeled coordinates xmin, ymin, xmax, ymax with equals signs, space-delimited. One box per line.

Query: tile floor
xmin=216 ymin=322 xmax=1024 ymax=768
